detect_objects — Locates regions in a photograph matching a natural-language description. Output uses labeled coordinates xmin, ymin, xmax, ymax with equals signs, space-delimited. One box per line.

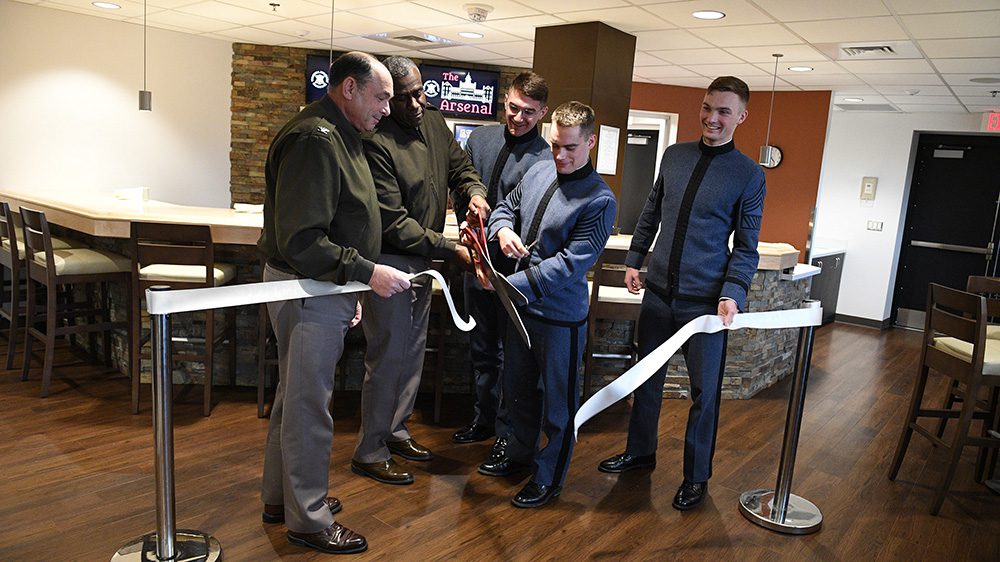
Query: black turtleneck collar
xmin=557 ymin=160 xmax=594 ymax=183
xmin=699 ymin=138 xmax=736 ymax=155
xmin=504 ymin=125 xmax=540 ymax=146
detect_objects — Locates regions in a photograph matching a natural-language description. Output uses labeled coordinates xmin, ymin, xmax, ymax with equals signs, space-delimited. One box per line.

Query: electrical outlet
xmin=866 ymin=220 xmax=883 ymax=232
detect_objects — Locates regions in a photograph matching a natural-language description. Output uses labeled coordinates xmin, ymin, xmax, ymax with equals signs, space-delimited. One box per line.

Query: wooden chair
xmin=933 ymin=275 xmax=1000 ymax=481
xmin=888 ymin=282 xmax=1000 ymax=514
xmin=130 ymin=222 xmax=237 ymax=416
xmin=0 ymin=202 xmax=81 ymax=370
xmin=19 ymin=207 xmax=131 ymax=397
xmin=582 ymin=248 xmax=645 ymax=398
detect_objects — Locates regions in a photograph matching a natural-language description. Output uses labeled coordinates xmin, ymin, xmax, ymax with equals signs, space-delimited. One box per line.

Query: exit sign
xmin=984 ymin=111 xmax=1000 ymax=132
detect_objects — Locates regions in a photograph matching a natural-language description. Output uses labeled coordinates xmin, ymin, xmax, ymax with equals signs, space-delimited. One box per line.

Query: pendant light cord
xmin=329 ymin=1 xmax=335 ymax=68
xmin=143 ymin=0 xmax=147 ymax=90
xmin=764 ymin=53 xmax=781 ymax=147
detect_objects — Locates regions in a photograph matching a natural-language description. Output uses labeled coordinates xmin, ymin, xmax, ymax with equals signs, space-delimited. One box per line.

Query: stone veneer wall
xmin=587 ymin=271 xmax=812 ymax=399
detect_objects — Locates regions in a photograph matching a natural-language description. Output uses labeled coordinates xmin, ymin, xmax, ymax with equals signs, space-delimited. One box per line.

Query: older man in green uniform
xmin=258 ymin=51 xmax=412 ymax=555
xmin=352 ymin=56 xmax=489 ymax=484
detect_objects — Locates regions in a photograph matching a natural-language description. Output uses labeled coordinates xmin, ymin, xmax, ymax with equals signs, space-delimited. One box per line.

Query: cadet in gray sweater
xmin=451 ymin=72 xmax=553 ymax=460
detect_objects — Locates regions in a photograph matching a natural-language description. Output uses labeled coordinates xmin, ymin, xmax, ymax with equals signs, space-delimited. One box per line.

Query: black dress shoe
xmin=511 ymin=481 xmax=561 ymax=508
xmin=351 ymin=459 xmax=414 ymax=485
xmin=287 ymin=522 xmax=367 ymax=554
xmin=262 ymin=497 xmax=342 ymax=524
xmin=487 ymin=437 xmax=508 ymax=461
xmin=386 ymin=438 xmax=433 ymax=461
xmin=597 ymin=452 xmax=656 ymax=473
xmin=478 ymin=456 xmax=529 ymax=477
xmin=452 ymin=423 xmax=496 ymax=443
xmin=672 ymin=479 xmax=708 ymax=511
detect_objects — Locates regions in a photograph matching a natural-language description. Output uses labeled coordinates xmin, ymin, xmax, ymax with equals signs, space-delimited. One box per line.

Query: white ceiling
xmin=15 ymin=0 xmax=1000 ymax=113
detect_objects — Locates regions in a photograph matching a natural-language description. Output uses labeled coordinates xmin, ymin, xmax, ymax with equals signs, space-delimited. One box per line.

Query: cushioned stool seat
xmin=34 ymin=247 xmax=131 ymax=276
xmin=932 ymin=337 xmax=1000 ymax=375
xmin=139 ymin=263 xmax=237 ymax=285
xmin=3 ymin=236 xmax=77 ymax=253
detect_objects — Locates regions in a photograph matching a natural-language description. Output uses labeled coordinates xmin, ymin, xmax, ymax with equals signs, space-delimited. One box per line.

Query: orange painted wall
xmin=630 ymin=82 xmax=831 ymax=260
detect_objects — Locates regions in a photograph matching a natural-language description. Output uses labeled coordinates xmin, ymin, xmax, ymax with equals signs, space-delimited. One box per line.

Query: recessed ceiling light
xmin=92 ymin=2 xmax=121 ymax=8
xmin=843 ymin=97 xmax=864 ymax=102
xmin=692 ymin=10 xmax=725 ymax=20
xmin=788 ymin=66 xmax=814 ymax=72
xmin=459 ymin=31 xmax=484 ymax=39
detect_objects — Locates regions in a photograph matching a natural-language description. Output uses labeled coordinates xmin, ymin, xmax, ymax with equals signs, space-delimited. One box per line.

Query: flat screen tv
xmin=305 ymin=54 xmax=330 ymax=103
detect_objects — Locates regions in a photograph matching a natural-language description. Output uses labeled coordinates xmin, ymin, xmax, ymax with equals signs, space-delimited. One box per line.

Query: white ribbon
xmin=574 ymin=306 xmax=822 ymax=439
xmin=145 ymin=269 xmax=475 ymax=332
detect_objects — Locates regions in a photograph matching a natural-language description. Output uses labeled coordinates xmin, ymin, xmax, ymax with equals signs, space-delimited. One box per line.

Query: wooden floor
xmin=0 ymin=323 xmax=997 ymax=561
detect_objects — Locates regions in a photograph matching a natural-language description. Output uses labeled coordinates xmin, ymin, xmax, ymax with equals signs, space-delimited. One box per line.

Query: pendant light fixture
xmin=329 ymin=0 xmax=335 ymax=70
xmin=759 ymin=53 xmax=783 ymax=168
xmin=138 ymin=0 xmax=152 ymax=110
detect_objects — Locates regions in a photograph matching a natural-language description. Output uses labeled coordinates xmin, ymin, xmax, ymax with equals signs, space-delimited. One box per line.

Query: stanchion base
xmin=112 ymin=529 xmax=222 ymax=561
xmin=738 ymin=489 xmax=822 ymax=535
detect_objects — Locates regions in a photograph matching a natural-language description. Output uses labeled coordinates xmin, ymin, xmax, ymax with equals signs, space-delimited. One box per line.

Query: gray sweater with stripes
xmin=488 ymin=160 xmax=617 ymax=323
xmin=625 ymin=139 xmax=765 ymax=310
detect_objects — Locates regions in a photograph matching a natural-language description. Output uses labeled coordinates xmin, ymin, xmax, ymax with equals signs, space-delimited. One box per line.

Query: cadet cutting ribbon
xmin=145 ymin=269 xmax=475 ymax=332
xmin=574 ymin=306 xmax=823 ymax=439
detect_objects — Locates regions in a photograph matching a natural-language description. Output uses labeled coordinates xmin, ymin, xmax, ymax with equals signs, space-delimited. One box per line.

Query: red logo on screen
xmin=989 ymin=112 xmax=1000 ymax=132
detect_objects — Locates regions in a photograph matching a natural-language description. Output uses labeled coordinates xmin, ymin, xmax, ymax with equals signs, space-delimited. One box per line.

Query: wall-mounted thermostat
xmin=860 ymin=176 xmax=878 ymax=201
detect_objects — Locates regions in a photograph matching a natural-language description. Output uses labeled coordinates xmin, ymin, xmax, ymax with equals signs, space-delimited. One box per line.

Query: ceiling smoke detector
xmin=464 ymin=3 xmax=493 ymax=23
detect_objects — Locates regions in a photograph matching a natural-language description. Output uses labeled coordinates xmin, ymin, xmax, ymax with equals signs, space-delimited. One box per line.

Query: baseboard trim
xmin=834 ymin=314 xmax=892 ymax=330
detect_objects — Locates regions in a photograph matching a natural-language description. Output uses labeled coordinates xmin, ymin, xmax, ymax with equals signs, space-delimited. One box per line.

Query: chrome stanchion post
xmin=113 ymin=286 xmax=222 ymax=561
xmin=738 ymin=299 xmax=823 ymax=535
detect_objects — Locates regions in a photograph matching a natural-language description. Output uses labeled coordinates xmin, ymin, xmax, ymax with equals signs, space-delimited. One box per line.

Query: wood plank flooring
xmin=0 ymin=323 xmax=997 ymax=561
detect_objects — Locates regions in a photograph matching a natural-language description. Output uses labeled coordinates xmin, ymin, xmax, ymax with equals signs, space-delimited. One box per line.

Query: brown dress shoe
xmin=351 ymin=459 xmax=414 ymax=485
xmin=287 ymin=522 xmax=367 ymax=554
xmin=386 ymin=438 xmax=433 ymax=461
xmin=262 ymin=497 xmax=343 ymax=524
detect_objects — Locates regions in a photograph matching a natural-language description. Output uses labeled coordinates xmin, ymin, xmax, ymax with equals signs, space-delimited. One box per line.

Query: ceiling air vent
xmin=364 ymin=30 xmax=457 ymax=50
xmin=842 ymin=45 xmax=895 ymax=57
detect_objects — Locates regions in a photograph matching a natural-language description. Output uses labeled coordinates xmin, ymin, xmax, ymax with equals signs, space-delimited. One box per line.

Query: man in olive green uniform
xmin=258 ymin=52 xmax=412 ymax=555
xmin=351 ymin=56 xmax=489 ymax=484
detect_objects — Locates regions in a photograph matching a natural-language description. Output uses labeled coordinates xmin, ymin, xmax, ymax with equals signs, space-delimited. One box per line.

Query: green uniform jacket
xmin=363 ymin=106 xmax=486 ymax=258
xmin=257 ymin=95 xmax=379 ymax=285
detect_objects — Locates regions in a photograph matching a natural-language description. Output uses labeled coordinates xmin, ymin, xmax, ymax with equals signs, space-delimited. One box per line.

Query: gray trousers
xmin=260 ymin=263 xmax=357 ymax=534
xmin=353 ymin=254 xmax=432 ymax=463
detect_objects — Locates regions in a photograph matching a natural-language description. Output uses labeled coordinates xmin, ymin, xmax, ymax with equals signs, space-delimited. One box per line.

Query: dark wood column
xmin=532 ymin=22 xmax=636 ymax=212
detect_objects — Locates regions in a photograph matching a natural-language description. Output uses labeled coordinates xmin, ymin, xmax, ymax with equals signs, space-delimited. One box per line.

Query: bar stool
xmin=19 ymin=207 xmax=131 ymax=397
xmin=888 ymin=283 xmax=1000 ymax=514
xmin=130 ymin=222 xmax=237 ymax=416
xmin=0 ymin=202 xmax=83 ymax=369
xmin=583 ymin=248 xmax=645 ymax=398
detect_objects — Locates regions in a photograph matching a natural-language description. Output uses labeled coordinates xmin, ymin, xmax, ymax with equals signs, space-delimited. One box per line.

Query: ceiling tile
xmin=941 ymin=74 xmax=1000 ymax=87
xmin=690 ymin=23 xmax=802 ymax=47
xmin=689 ymin=63 xmax=772 ymax=77
xmin=837 ymin=59 xmax=934 ymax=74
xmin=725 ymin=44 xmax=828 ymax=63
xmin=147 ymin=0 xmax=217 ymax=7
xmin=479 ymin=57 xmax=531 ymax=69
xmin=901 ymin=11 xmax=1000 ymax=40
xmin=548 ymin=0 xmax=628 ymax=9
xmin=177 ymin=1 xmax=282 ymax=26
xmin=554 ymin=6 xmax=671 ymax=32
xmin=643 ymin=0 xmax=775 ymax=28
xmin=827 ymin=86 xmax=879 ymax=95
xmin=253 ymin=20 xmax=332 ymax=42
xmin=857 ymin=73 xmax=944 ymax=85
xmin=966 ymin=104 xmax=1000 ymax=111
xmin=638 ymin=65 xmax=702 ymax=78
xmin=213 ymin=26 xmax=301 ymax=45
xmin=951 ymin=85 xmax=1000 ymax=96
xmin=633 ymin=51 xmax=671 ymax=67
xmin=752 ymin=0 xmax=889 ymax=21
xmin=282 ymin=39 xmax=334 ymax=50
xmin=650 ymin=48 xmax=744 ymax=65
xmin=421 ymin=23 xmax=520 ymax=44
xmin=874 ymin=84 xmax=953 ymax=96
xmin=143 ymin=8 xmax=235 ymax=32
xmin=632 ymin=29 xmax=710 ymax=51
xmin=350 ymin=2 xmax=468 ymax=28
xmin=329 ymin=34 xmax=410 ymax=53
xmin=932 ymin=58 xmax=1000 ymax=74
xmin=396 ymin=49 xmax=446 ymax=61
xmin=42 ymin=0 xmax=148 ymax=19
xmin=481 ymin=15 xmax=566 ymax=40
xmin=738 ymin=75 xmax=796 ymax=88
xmin=431 ymin=44 xmax=512 ymax=63
xmin=884 ymin=94 xmax=960 ymax=104
xmin=301 ymin=12 xmax=403 ymax=36
xmin=239 ymin=0 xmax=329 ymax=19
xmin=752 ymin=61 xmax=848 ymax=75
xmin=896 ymin=104 xmax=970 ymax=113
xmin=479 ymin=40 xmax=534 ymax=58
xmin=886 ymin=0 xmax=1000 ymax=15
xmin=787 ymin=17 xmax=907 ymax=43
xmin=782 ymin=73 xmax=865 ymax=86
xmin=919 ymin=38 xmax=1000 ymax=59
xmin=326 ymin=0 xmax=399 ymax=9
xmin=412 ymin=0 xmax=541 ymax=20
xmin=655 ymin=76 xmax=712 ymax=88
xmin=834 ymin=93 xmax=888 ymax=103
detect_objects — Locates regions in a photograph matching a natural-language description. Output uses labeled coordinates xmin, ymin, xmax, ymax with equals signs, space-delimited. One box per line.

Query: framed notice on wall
xmin=420 ymin=64 xmax=499 ymax=120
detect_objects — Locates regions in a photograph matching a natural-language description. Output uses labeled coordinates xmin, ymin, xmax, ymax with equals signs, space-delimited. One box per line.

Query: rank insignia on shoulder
xmin=317 ymin=125 xmax=331 ymax=135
